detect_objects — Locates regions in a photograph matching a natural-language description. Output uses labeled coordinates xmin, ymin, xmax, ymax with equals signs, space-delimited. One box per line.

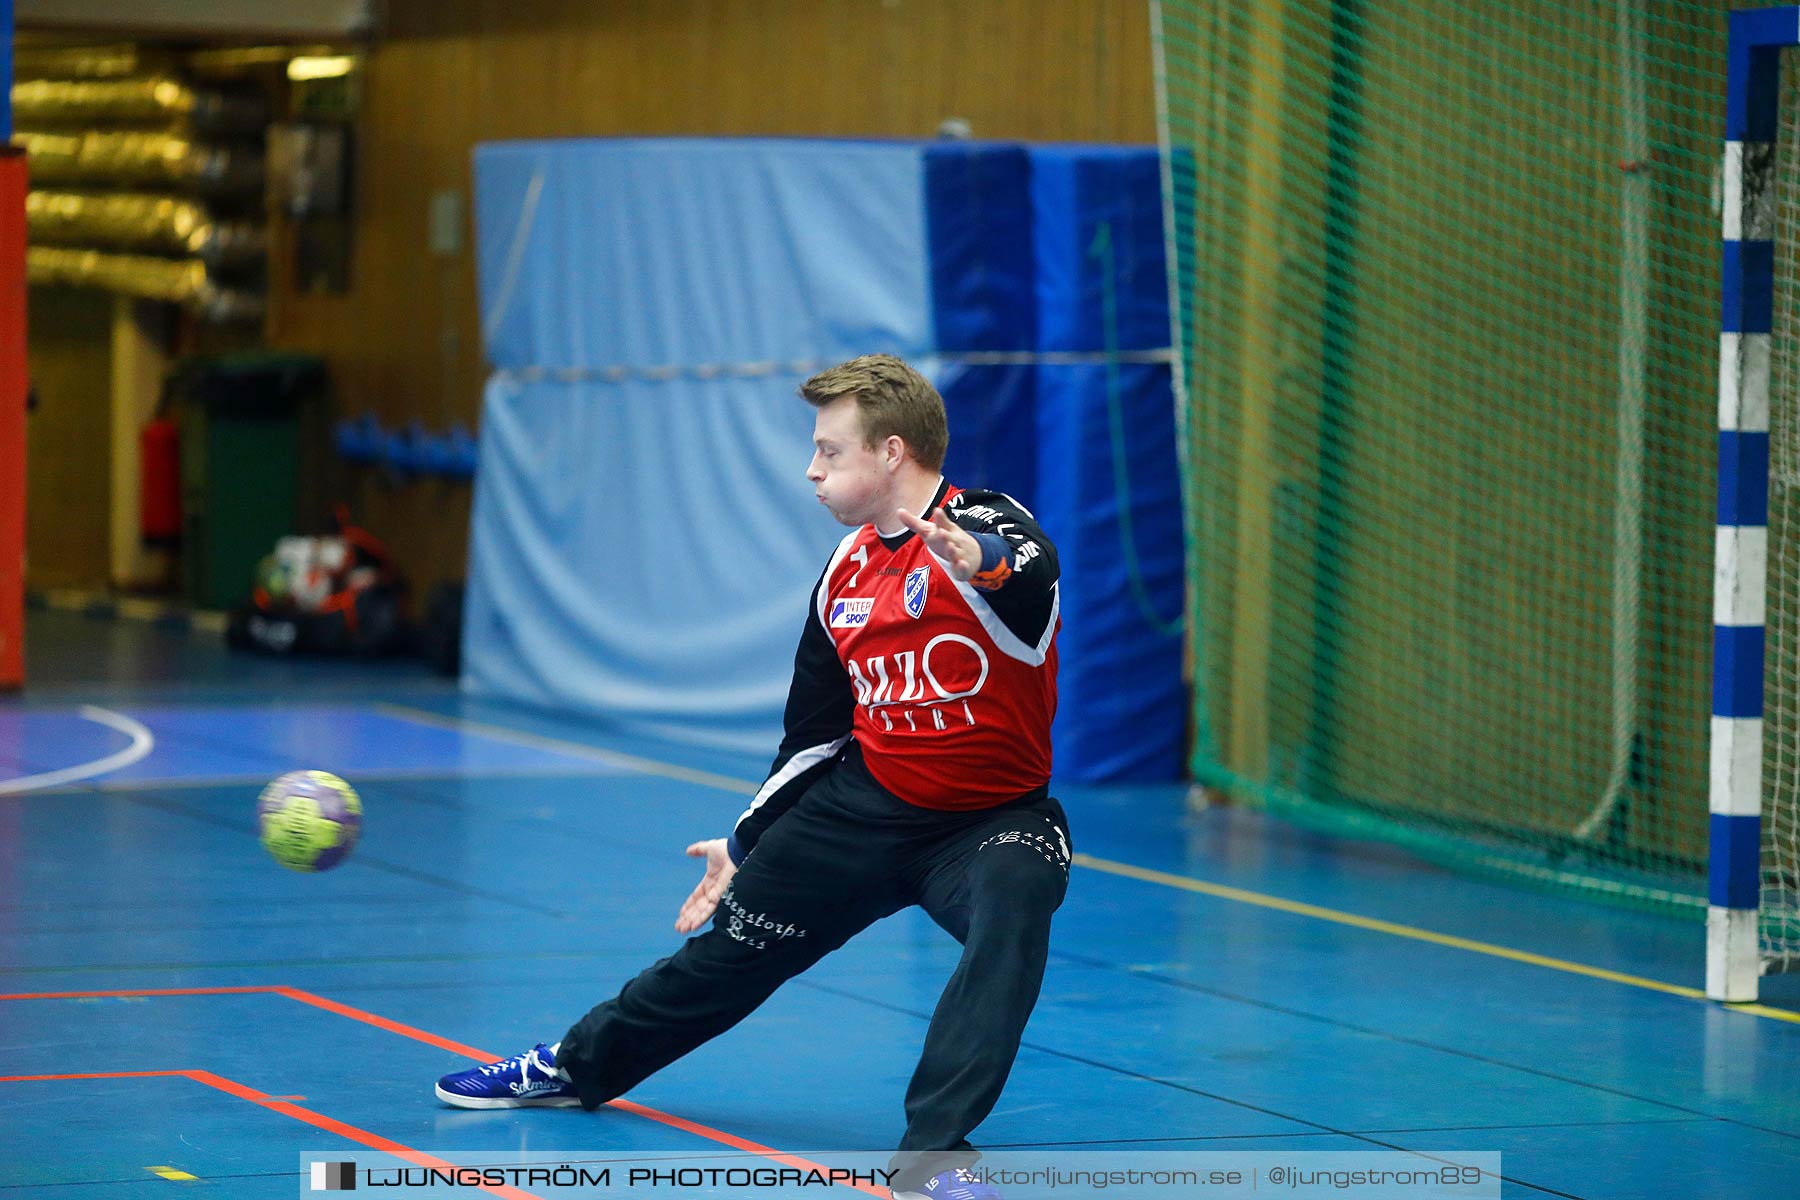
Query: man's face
xmin=807 ymin=394 xmax=890 ymax=527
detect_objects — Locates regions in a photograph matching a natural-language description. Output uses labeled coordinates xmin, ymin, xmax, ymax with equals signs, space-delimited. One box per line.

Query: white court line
xmin=373 ymin=703 xmax=758 ymax=795
xmin=0 ymin=706 xmax=156 ymax=796
xmin=17 ymin=763 xmax=635 ymax=796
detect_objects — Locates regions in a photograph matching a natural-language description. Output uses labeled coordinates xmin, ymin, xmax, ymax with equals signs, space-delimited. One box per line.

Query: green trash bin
xmin=173 ymin=353 xmax=328 ymax=611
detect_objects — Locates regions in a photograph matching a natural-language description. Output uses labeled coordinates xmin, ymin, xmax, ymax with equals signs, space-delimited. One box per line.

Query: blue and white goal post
xmin=1715 ymin=6 xmax=1800 ymax=1002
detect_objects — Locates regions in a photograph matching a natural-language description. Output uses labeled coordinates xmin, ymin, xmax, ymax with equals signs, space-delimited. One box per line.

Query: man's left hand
xmin=675 ymin=838 xmax=737 ymax=934
xmin=896 ymin=507 xmax=981 ymax=582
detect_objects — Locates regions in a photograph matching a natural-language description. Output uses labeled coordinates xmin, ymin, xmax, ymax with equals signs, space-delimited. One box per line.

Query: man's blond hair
xmin=800 ymin=354 xmax=948 ymax=472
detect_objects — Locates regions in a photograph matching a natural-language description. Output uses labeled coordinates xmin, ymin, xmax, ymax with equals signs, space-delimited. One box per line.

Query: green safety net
xmin=1153 ymin=0 xmax=1800 ymax=963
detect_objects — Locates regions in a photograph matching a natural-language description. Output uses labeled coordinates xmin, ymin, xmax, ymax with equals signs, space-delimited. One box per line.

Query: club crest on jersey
xmin=904 ymin=566 xmax=930 ymax=619
xmin=829 ymin=597 xmax=875 ymax=628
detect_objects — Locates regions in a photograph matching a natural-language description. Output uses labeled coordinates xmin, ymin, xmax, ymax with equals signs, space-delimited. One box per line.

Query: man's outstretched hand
xmin=896 ymin=507 xmax=981 ymax=582
xmin=675 ymin=838 xmax=737 ymax=934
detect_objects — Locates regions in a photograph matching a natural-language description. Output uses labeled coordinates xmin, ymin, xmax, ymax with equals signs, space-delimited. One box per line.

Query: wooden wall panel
xmin=24 ymin=285 xmax=113 ymax=589
xmin=267 ymin=0 xmax=1157 ymax=593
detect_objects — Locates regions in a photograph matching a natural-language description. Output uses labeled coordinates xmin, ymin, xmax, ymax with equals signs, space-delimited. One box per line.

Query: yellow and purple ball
xmin=257 ymin=770 xmax=362 ymax=872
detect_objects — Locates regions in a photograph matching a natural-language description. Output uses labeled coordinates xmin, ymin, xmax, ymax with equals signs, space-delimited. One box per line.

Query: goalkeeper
xmin=434 ymin=355 xmax=1070 ymax=1200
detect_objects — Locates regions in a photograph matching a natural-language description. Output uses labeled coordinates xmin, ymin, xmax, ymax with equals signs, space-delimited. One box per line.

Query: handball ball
xmin=258 ymin=770 xmax=362 ymax=872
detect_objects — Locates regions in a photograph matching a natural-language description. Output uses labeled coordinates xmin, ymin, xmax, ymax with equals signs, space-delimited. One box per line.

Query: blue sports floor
xmin=3 ymin=608 xmax=1798 ymax=1198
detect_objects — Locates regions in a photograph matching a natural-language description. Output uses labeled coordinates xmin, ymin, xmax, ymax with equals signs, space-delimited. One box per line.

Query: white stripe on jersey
xmin=941 ymin=489 xmax=1057 ymax=663
xmin=734 ymin=733 xmax=852 ymax=832
xmin=930 ymin=550 xmax=1059 ymax=666
xmin=815 ymin=529 xmax=862 ymax=630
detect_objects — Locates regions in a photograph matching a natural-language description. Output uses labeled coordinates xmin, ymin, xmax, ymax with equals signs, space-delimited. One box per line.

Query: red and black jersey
xmin=730 ymin=479 xmax=1059 ymax=861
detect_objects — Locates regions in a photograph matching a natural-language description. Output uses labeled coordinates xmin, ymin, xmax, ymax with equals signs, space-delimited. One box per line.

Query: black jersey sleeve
xmin=942 ymin=488 xmax=1060 ymax=652
xmin=727 ymin=569 xmax=855 ymax=863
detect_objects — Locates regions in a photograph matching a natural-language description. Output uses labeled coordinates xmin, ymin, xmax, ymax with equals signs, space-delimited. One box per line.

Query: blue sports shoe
xmin=435 ymin=1042 xmax=579 ymax=1108
xmin=891 ymin=1168 xmax=1001 ymax=1200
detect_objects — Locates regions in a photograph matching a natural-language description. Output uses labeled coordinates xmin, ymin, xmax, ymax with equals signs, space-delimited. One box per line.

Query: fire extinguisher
xmin=140 ymin=416 xmax=181 ymax=545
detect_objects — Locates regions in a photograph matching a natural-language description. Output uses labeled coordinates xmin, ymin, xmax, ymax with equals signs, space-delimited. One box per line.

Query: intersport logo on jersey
xmin=829 ymin=598 xmax=875 ymax=628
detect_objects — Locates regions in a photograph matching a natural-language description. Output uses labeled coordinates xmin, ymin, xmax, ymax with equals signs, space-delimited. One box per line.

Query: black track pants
xmin=555 ymin=746 xmax=1071 ymax=1185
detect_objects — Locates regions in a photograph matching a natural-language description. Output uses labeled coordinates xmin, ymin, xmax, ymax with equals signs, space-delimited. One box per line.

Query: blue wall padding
xmin=1029 ymin=145 xmax=1173 ymax=352
xmin=467 ymin=139 xmax=932 ymax=755
xmin=467 ymin=137 xmax=1185 ymax=777
xmin=923 ymin=143 xmax=1036 ymax=352
xmin=468 ymin=374 xmax=834 ymax=753
xmin=925 ymin=144 xmax=1041 ymax=510
xmin=1034 ymin=361 xmax=1185 ymax=782
xmin=937 ymin=363 xmax=1039 ymax=512
xmin=474 ymin=139 xmax=934 ymax=372
xmin=1029 ymin=146 xmax=1184 ymax=779
xmin=929 ymin=142 xmax=1184 ymax=781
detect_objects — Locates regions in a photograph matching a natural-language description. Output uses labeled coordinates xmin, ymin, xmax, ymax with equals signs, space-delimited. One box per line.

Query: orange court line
xmin=0 ymin=1069 xmax=544 ymax=1200
xmin=0 ymin=986 xmax=280 ymax=1000
xmin=281 ymin=988 xmax=891 ymax=1198
xmin=270 ymin=985 xmax=501 ymax=1059
xmin=0 ymin=1070 xmax=190 ymax=1082
xmin=0 ymin=986 xmax=517 ymax=1058
xmin=1 ymin=984 xmax=895 ymax=1199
